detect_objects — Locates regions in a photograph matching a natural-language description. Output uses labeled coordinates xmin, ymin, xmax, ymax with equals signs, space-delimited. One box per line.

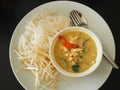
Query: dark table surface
xmin=0 ymin=0 xmax=120 ymax=90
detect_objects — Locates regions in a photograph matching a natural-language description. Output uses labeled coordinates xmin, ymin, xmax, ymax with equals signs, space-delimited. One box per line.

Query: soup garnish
xmin=58 ymin=35 xmax=79 ymax=49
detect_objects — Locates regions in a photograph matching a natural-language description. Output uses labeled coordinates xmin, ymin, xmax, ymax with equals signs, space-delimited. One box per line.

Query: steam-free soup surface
xmin=54 ymin=30 xmax=97 ymax=73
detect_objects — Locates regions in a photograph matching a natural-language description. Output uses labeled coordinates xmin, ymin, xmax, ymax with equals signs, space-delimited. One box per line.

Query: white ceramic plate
xmin=9 ymin=1 xmax=115 ymax=90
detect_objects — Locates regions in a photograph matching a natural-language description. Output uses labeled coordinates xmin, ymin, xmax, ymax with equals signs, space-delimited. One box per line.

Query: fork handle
xmin=103 ymin=51 xmax=119 ymax=69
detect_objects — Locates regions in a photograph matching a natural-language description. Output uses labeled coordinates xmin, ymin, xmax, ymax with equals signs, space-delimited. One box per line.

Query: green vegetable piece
xmin=83 ymin=39 xmax=89 ymax=47
xmin=80 ymin=56 xmax=83 ymax=59
xmin=72 ymin=64 xmax=80 ymax=72
xmin=82 ymin=48 xmax=86 ymax=53
xmin=77 ymin=56 xmax=83 ymax=64
xmin=79 ymin=56 xmax=83 ymax=62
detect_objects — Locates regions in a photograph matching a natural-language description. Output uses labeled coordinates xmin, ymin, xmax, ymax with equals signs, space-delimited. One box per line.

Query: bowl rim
xmin=49 ymin=26 xmax=103 ymax=77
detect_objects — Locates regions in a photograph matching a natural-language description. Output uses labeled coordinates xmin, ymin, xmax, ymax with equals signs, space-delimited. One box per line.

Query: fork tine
xmin=73 ymin=10 xmax=83 ymax=24
xmin=74 ymin=10 xmax=88 ymax=26
xmin=70 ymin=10 xmax=88 ymax=26
xmin=71 ymin=10 xmax=83 ymax=25
xmin=70 ymin=10 xmax=82 ymax=26
xmin=70 ymin=19 xmax=75 ymax=26
xmin=70 ymin=12 xmax=79 ymax=26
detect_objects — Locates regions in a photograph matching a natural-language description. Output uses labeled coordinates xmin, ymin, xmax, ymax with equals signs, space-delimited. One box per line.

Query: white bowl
xmin=49 ymin=26 xmax=103 ymax=77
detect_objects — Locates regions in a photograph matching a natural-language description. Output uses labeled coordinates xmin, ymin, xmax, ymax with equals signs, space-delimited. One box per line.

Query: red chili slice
xmin=58 ymin=35 xmax=79 ymax=49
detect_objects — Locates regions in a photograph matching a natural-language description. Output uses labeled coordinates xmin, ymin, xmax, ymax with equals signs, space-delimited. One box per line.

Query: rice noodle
xmin=15 ymin=11 xmax=70 ymax=90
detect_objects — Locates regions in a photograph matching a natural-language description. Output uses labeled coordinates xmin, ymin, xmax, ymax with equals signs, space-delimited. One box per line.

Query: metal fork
xmin=69 ymin=10 xmax=119 ymax=69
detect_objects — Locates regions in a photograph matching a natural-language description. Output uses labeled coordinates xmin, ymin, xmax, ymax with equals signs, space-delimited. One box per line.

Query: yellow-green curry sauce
xmin=54 ymin=30 xmax=97 ymax=73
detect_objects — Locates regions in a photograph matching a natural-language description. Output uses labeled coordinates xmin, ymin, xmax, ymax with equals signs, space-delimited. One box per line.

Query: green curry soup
xmin=53 ymin=30 xmax=97 ymax=73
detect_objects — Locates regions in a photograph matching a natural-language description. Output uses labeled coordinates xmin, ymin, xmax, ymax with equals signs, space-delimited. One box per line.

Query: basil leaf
xmin=72 ymin=64 xmax=79 ymax=72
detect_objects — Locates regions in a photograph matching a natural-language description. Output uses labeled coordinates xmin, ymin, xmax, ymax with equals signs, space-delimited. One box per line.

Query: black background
xmin=0 ymin=0 xmax=120 ymax=90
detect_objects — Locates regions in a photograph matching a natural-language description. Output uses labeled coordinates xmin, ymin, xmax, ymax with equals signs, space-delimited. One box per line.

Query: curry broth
xmin=54 ymin=30 xmax=97 ymax=73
